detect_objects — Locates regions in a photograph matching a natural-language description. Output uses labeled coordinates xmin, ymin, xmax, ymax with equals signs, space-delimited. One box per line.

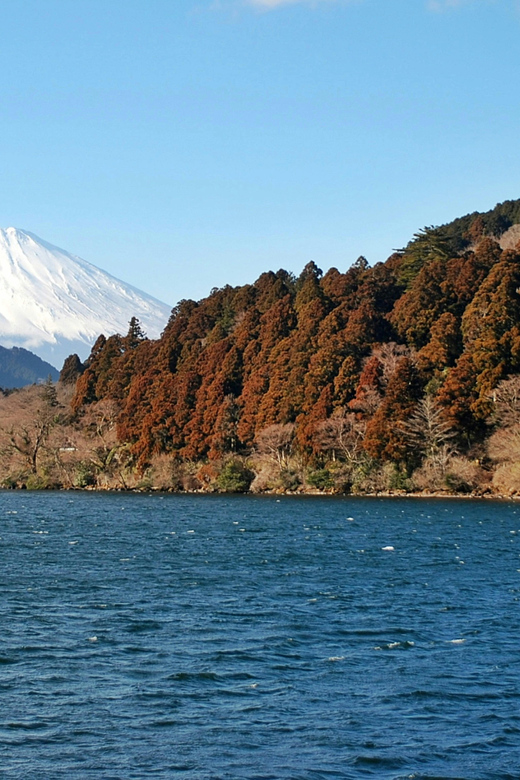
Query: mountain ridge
xmin=0 ymin=227 xmax=172 ymax=367
xmin=0 ymin=345 xmax=59 ymax=389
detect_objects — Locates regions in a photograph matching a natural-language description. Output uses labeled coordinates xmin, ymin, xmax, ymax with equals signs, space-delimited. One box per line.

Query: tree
xmin=315 ymin=408 xmax=366 ymax=464
xmin=363 ymin=357 xmax=422 ymax=462
xmin=0 ymin=380 xmax=63 ymax=477
xmin=490 ymin=375 xmax=520 ymax=428
xmin=59 ymin=354 xmax=85 ymax=385
xmin=209 ymin=394 xmax=241 ymax=458
xmin=417 ymin=312 xmax=461 ymax=375
xmin=436 ymin=352 xmax=484 ymax=440
xmin=401 ymin=395 xmax=456 ymax=466
xmin=350 ymin=354 xmax=384 ymax=416
xmin=216 ymin=459 xmax=254 ymax=493
xmin=125 ymin=317 xmax=147 ymax=350
xmin=396 ymin=226 xmax=452 ymax=289
xmin=255 ymin=423 xmax=295 ymax=469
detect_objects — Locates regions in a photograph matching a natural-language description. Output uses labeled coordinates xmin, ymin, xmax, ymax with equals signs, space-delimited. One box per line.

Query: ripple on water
xmin=1 ymin=492 xmax=519 ymax=778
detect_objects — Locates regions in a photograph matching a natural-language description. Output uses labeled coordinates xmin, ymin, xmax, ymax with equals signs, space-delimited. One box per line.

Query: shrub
xmin=279 ymin=469 xmax=302 ymax=491
xmin=307 ymin=468 xmax=334 ymax=491
xmin=73 ymin=461 xmax=97 ymax=488
xmin=443 ymin=457 xmax=484 ymax=494
xmin=385 ymin=463 xmax=413 ymax=492
xmin=216 ymin=459 xmax=254 ymax=493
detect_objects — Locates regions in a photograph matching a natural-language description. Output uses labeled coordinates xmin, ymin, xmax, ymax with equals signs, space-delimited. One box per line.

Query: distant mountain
xmin=0 ymin=228 xmax=172 ymax=367
xmin=0 ymin=344 xmax=59 ymax=389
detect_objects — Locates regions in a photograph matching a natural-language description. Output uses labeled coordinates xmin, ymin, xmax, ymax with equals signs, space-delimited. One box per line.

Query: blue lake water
xmin=1 ymin=491 xmax=519 ymax=779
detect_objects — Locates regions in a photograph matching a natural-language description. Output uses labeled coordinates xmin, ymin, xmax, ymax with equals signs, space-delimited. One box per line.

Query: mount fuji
xmin=0 ymin=228 xmax=172 ymax=368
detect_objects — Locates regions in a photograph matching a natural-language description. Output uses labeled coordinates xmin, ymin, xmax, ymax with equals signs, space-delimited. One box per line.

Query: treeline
xmin=3 ymin=199 xmax=520 ymax=494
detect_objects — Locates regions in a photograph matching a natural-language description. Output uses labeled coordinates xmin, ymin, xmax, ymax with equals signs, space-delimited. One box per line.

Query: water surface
xmin=1 ymin=492 xmax=519 ymax=779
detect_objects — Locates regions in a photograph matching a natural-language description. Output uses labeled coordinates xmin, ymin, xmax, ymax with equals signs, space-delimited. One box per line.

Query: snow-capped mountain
xmin=0 ymin=228 xmax=172 ymax=368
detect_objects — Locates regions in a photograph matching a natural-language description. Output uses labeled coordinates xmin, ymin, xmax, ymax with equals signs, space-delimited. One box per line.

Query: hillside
xmin=3 ymin=199 xmax=520 ymax=495
xmin=0 ymin=345 xmax=59 ymax=388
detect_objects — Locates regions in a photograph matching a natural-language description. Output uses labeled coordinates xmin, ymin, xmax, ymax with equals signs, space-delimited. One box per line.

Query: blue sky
xmin=1 ymin=0 xmax=519 ymax=307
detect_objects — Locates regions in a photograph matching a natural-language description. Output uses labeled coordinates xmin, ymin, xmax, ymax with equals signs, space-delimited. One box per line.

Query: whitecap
xmin=449 ymin=638 xmax=466 ymax=644
xmin=327 ymin=656 xmax=345 ymax=662
xmin=375 ymin=640 xmax=414 ymax=650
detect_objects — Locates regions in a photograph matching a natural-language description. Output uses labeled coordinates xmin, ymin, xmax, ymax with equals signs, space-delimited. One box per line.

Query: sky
xmin=1 ymin=0 xmax=520 ymax=309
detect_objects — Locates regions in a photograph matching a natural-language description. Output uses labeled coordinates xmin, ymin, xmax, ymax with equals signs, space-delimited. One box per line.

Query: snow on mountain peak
xmin=0 ymin=228 xmax=172 ymax=368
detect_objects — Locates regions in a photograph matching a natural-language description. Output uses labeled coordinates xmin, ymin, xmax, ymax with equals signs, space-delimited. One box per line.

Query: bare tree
xmin=491 ymin=375 xmax=520 ymax=428
xmin=0 ymin=380 xmax=63 ymax=476
xmin=315 ymin=408 xmax=366 ymax=464
xmin=350 ymin=387 xmax=382 ymax=417
xmin=402 ymin=395 xmax=456 ymax=466
xmin=79 ymin=399 xmax=131 ymax=486
xmin=372 ymin=342 xmax=415 ymax=386
xmin=255 ymin=423 xmax=295 ymax=469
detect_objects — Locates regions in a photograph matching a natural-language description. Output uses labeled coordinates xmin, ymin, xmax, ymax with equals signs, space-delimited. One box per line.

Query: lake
xmin=0 ymin=491 xmax=519 ymax=779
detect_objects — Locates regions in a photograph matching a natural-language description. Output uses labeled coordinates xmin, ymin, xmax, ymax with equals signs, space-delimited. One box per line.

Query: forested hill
xmin=0 ymin=345 xmax=59 ymax=389
xmin=66 ymin=199 xmax=520 ymax=494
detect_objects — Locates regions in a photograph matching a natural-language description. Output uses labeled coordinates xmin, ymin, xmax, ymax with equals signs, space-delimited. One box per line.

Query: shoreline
xmin=0 ymin=485 xmax=517 ymax=501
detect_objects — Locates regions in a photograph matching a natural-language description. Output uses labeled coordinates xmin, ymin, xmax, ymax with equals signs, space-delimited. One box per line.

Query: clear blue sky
xmin=1 ymin=0 xmax=519 ymax=307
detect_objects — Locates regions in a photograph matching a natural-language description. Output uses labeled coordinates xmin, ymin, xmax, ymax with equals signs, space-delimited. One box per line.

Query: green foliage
xmin=307 ymin=468 xmax=334 ymax=490
xmin=125 ymin=317 xmax=147 ymax=349
xmin=386 ymin=464 xmax=413 ymax=492
xmin=25 ymin=473 xmax=54 ymax=490
xmin=40 ymin=376 xmax=58 ymax=407
xmin=425 ymin=199 xmax=520 ymax=253
xmin=73 ymin=462 xmax=97 ymax=488
xmin=444 ymin=470 xmax=472 ymax=494
xmin=216 ymin=459 xmax=254 ymax=493
xmin=398 ymin=227 xmax=453 ymax=288
xmin=349 ymin=457 xmax=384 ymax=494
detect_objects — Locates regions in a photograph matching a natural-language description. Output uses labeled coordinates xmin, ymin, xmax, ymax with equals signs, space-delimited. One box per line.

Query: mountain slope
xmin=70 ymin=198 xmax=520 ymax=477
xmin=0 ymin=345 xmax=59 ymax=388
xmin=0 ymin=228 xmax=172 ymax=367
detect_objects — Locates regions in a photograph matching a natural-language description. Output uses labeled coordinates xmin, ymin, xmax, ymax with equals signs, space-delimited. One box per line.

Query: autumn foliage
xmin=6 ymin=199 xmax=520 ymax=493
